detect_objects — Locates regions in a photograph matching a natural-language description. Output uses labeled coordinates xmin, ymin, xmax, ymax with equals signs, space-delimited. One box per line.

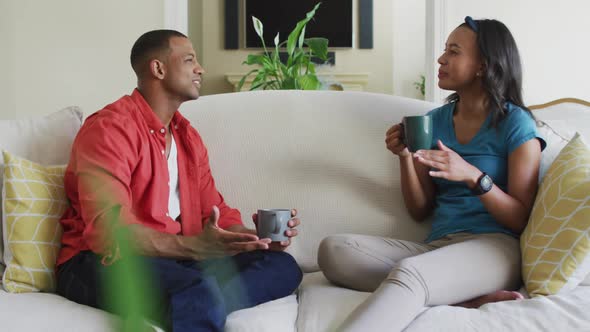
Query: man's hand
xmin=252 ymin=209 xmax=300 ymax=251
xmin=185 ymin=206 xmax=271 ymax=260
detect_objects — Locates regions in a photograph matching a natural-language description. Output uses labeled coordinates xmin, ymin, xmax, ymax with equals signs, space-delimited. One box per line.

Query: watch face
xmin=481 ymin=175 xmax=493 ymax=191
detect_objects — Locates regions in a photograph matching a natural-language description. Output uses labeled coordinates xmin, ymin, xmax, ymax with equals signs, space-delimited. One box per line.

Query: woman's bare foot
xmin=455 ymin=290 xmax=524 ymax=308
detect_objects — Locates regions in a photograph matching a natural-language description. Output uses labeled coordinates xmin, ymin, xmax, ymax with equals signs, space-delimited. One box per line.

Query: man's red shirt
xmin=57 ymin=89 xmax=243 ymax=266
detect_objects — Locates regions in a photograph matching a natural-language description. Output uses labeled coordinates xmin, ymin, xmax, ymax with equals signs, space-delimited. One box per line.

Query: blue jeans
xmin=56 ymin=250 xmax=302 ymax=332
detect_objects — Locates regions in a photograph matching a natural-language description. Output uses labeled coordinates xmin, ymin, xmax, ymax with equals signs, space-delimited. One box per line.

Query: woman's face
xmin=437 ymin=26 xmax=484 ymax=91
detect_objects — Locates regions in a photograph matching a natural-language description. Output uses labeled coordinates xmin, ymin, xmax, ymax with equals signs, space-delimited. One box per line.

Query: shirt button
xmin=166 ymin=213 xmax=169 ymax=217
xmin=161 ymin=150 xmax=165 ymax=155
xmin=174 ymin=125 xmax=178 ymax=129
xmin=160 ymin=128 xmax=166 ymax=134
xmin=149 ymin=129 xmax=154 ymax=134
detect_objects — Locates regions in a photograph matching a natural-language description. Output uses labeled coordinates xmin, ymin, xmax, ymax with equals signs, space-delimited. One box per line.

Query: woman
xmin=318 ymin=17 xmax=546 ymax=331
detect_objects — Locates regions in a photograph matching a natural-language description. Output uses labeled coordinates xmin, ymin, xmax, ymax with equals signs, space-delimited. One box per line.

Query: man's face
xmin=162 ymin=36 xmax=204 ymax=101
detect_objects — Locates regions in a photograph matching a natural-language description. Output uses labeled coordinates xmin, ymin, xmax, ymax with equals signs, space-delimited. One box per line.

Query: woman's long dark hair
xmin=446 ymin=18 xmax=534 ymax=127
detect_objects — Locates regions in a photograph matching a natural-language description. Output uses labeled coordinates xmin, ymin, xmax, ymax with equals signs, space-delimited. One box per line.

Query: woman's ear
xmin=477 ymin=62 xmax=487 ymax=77
xmin=149 ymin=59 xmax=166 ymax=79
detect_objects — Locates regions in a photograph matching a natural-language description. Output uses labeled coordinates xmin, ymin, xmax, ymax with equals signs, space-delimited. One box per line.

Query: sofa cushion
xmin=296 ymin=272 xmax=371 ymax=332
xmin=0 ymin=107 xmax=82 ymax=281
xmin=298 ymin=272 xmax=590 ymax=332
xmin=225 ymin=295 xmax=297 ymax=332
xmin=0 ymin=288 xmax=117 ymax=331
xmin=0 ymin=287 xmax=294 ymax=332
xmin=2 ymin=151 xmax=68 ymax=293
xmin=521 ymin=133 xmax=590 ymax=296
xmin=406 ymin=285 xmax=590 ymax=332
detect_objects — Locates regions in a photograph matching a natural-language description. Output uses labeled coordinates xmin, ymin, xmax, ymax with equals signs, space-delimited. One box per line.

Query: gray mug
xmin=257 ymin=209 xmax=291 ymax=242
xmin=402 ymin=115 xmax=433 ymax=152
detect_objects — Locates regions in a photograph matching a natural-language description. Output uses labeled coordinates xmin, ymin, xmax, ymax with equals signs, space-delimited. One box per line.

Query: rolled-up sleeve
xmin=73 ymin=115 xmax=143 ymax=254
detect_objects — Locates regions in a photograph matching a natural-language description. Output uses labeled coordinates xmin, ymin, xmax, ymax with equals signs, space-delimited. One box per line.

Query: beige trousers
xmin=317 ymin=232 xmax=521 ymax=332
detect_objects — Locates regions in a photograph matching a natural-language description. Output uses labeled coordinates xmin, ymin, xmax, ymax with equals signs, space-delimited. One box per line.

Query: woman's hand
xmin=414 ymin=140 xmax=481 ymax=185
xmin=385 ymin=123 xmax=411 ymax=157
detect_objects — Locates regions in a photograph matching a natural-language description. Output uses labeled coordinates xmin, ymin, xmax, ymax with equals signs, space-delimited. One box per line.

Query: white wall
xmin=0 ymin=0 xmax=164 ymax=119
xmin=7 ymin=1 xmax=582 ymax=119
xmin=392 ymin=0 xmax=426 ymax=99
xmin=0 ymin=0 xmax=428 ymax=119
xmin=427 ymin=0 xmax=590 ymax=105
xmin=189 ymin=0 xmax=400 ymax=96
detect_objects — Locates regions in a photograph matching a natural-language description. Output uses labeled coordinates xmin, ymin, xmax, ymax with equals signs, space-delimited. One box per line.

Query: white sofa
xmin=1 ymin=91 xmax=589 ymax=332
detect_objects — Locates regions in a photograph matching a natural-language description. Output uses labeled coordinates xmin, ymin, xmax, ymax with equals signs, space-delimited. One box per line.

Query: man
xmin=56 ymin=30 xmax=302 ymax=332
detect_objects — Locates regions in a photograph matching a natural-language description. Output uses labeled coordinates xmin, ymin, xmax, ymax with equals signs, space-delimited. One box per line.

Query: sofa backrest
xmin=531 ymin=98 xmax=590 ymax=140
xmin=180 ymin=91 xmax=438 ymax=271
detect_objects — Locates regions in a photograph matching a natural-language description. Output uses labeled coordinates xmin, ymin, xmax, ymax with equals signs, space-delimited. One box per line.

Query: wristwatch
xmin=471 ymin=172 xmax=493 ymax=196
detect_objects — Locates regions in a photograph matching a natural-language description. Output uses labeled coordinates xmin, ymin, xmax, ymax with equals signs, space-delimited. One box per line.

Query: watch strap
xmin=471 ymin=172 xmax=492 ymax=196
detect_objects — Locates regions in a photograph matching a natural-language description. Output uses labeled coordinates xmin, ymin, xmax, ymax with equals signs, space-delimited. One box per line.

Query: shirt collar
xmin=130 ymin=88 xmax=190 ymax=131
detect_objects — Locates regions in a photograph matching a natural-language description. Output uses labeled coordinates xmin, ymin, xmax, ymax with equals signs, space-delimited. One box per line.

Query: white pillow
xmin=0 ymin=107 xmax=83 ymax=283
xmin=536 ymin=119 xmax=576 ymax=183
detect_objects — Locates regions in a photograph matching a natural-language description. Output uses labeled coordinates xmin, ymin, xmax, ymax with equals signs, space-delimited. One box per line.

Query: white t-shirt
xmin=167 ymin=133 xmax=181 ymax=220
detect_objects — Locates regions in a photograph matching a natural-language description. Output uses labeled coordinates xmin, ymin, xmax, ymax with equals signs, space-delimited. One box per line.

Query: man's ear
xmin=149 ymin=59 xmax=166 ymax=79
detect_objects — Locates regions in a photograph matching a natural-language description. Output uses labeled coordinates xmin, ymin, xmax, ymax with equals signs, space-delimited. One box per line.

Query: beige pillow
xmin=521 ymin=133 xmax=590 ymax=296
xmin=2 ymin=151 xmax=68 ymax=292
xmin=0 ymin=106 xmax=81 ymax=283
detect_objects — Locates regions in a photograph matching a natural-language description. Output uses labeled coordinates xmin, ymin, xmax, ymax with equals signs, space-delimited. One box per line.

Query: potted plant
xmin=414 ymin=74 xmax=425 ymax=99
xmin=238 ymin=2 xmax=329 ymax=91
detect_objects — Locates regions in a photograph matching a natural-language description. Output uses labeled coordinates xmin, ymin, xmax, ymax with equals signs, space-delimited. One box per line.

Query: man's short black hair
xmin=130 ymin=29 xmax=187 ymax=76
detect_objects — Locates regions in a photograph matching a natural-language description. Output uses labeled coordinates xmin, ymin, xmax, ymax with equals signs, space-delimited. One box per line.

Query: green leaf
xmin=252 ymin=16 xmax=263 ymax=38
xmin=290 ymin=52 xmax=305 ymax=74
xmin=243 ymin=54 xmax=266 ymax=66
xmin=261 ymin=57 xmax=275 ymax=71
xmin=250 ymin=70 xmax=269 ymax=90
xmin=102 ymin=206 xmax=162 ymax=332
xmin=298 ymin=26 xmax=306 ymax=49
xmin=250 ymin=81 xmax=266 ymax=91
xmin=287 ymin=64 xmax=300 ymax=79
xmin=287 ymin=46 xmax=303 ymax=68
xmin=305 ymin=37 xmax=329 ymax=60
xmin=237 ymin=69 xmax=259 ymax=91
xmin=300 ymin=56 xmax=312 ymax=74
xmin=286 ymin=20 xmax=306 ymax=58
xmin=271 ymin=50 xmax=280 ymax=68
xmin=279 ymin=62 xmax=289 ymax=78
xmin=261 ymin=80 xmax=280 ymax=90
xmin=307 ymin=2 xmax=321 ymax=19
xmin=308 ymin=62 xmax=317 ymax=74
xmin=297 ymin=74 xmax=321 ymax=90
xmin=281 ymin=77 xmax=296 ymax=90
xmin=286 ymin=2 xmax=321 ymax=57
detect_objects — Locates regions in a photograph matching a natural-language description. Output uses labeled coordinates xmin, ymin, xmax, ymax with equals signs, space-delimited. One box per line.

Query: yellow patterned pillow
xmin=1 ymin=151 xmax=67 ymax=293
xmin=521 ymin=133 xmax=590 ymax=297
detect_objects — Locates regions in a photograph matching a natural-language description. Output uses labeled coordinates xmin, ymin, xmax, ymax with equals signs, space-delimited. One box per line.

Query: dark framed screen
xmin=245 ymin=0 xmax=353 ymax=48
